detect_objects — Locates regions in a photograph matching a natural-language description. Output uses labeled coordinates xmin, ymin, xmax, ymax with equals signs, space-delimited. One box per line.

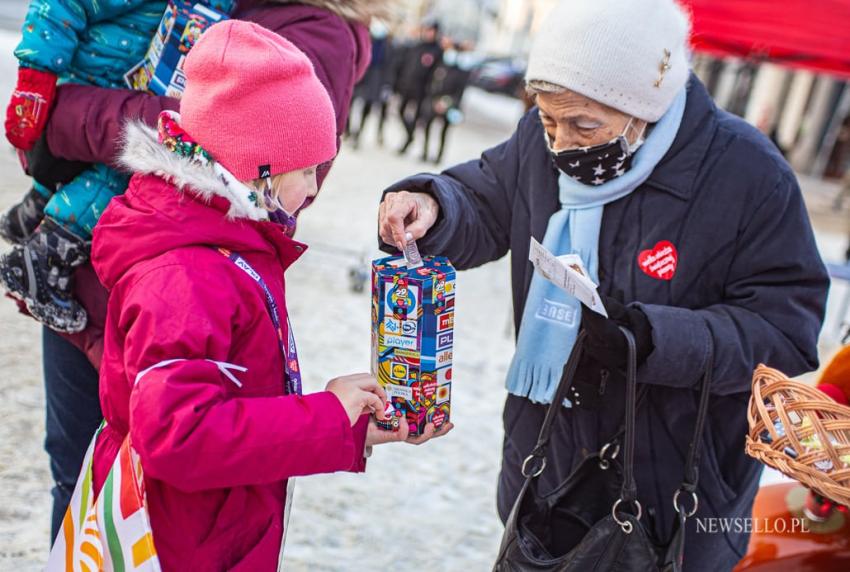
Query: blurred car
xmin=469 ymin=56 xmax=527 ymax=98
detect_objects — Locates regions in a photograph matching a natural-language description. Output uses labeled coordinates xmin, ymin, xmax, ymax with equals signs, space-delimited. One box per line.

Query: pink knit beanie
xmin=180 ymin=20 xmax=337 ymax=181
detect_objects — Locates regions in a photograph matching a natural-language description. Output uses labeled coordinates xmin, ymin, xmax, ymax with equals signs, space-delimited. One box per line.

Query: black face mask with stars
xmin=548 ymin=119 xmax=645 ymax=186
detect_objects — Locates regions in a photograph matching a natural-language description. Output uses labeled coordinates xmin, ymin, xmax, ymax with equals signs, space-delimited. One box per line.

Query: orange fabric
xmin=818 ymin=345 xmax=850 ymax=401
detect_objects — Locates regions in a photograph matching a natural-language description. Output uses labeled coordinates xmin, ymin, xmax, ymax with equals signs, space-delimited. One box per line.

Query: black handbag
xmin=493 ymin=328 xmax=713 ymax=572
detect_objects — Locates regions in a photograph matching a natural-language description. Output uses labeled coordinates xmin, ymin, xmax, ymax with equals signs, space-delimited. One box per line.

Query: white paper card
xmin=528 ymin=238 xmax=608 ymax=317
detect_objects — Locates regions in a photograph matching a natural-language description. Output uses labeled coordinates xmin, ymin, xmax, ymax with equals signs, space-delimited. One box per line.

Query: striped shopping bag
xmin=46 ymin=423 xmax=161 ymax=572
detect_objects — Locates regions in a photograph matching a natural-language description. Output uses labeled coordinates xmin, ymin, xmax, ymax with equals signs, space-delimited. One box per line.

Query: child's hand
xmin=366 ymin=416 xmax=410 ymax=446
xmin=5 ymin=67 xmax=58 ymax=151
xmin=326 ymin=373 xmax=387 ymax=426
xmin=366 ymin=419 xmax=454 ymax=447
xmin=405 ymin=421 xmax=454 ymax=445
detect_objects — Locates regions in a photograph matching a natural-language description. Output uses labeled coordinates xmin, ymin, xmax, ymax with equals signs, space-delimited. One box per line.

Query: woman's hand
xmin=326 ymin=373 xmax=387 ymax=426
xmin=378 ymin=191 xmax=440 ymax=250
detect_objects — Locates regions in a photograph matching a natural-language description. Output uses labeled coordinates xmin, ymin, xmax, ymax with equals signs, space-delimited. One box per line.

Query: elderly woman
xmin=379 ymin=0 xmax=829 ymax=569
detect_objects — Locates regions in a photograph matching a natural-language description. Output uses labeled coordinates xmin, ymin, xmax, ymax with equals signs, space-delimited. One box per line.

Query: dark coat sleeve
xmin=635 ymin=169 xmax=828 ymax=395
xmin=46 ymin=86 xmax=179 ymax=167
xmin=381 ymin=113 xmax=529 ymax=270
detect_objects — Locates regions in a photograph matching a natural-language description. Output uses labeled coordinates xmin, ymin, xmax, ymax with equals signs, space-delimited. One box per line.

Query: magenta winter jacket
xmin=89 ymin=121 xmax=369 ymax=570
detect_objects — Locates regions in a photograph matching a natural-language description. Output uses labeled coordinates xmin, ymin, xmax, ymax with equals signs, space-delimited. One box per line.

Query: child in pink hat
xmin=52 ymin=20 xmax=448 ymax=570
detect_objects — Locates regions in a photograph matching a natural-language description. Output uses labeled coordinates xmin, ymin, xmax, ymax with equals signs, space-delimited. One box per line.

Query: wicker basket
xmin=746 ymin=364 xmax=850 ymax=507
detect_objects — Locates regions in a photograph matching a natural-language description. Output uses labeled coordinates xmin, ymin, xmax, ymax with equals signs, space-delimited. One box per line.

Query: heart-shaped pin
xmin=638 ymin=240 xmax=678 ymax=281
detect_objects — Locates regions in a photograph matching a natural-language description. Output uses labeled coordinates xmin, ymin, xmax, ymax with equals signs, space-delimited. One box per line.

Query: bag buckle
xmin=521 ymin=454 xmax=547 ymax=478
xmin=673 ymin=489 xmax=699 ymax=518
xmin=598 ymin=441 xmax=621 ymax=470
xmin=612 ymin=498 xmax=642 ymax=534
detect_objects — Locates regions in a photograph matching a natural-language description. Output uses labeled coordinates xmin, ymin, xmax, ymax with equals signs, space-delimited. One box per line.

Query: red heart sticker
xmin=638 ymin=241 xmax=678 ymax=281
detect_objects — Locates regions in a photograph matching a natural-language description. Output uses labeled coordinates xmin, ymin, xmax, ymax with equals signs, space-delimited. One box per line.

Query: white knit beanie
xmin=525 ymin=0 xmax=691 ymax=122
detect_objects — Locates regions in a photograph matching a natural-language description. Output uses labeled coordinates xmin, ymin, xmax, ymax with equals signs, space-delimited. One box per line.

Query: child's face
xmin=251 ymin=166 xmax=319 ymax=215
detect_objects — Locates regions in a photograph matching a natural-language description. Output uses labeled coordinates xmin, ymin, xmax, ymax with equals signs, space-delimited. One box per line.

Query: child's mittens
xmin=5 ymin=67 xmax=58 ymax=151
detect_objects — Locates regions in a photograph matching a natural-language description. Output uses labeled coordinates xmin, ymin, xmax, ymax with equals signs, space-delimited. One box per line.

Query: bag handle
xmin=611 ymin=327 xmax=641 ymax=533
xmin=672 ymin=341 xmax=715 ymax=518
xmin=518 ymin=320 xmax=715 ymax=535
xmin=520 ymin=330 xmax=589 ymax=478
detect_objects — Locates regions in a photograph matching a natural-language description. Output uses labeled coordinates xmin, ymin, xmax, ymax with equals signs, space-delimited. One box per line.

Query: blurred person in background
xmin=396 ymin=20 xmax=443 ymax=156
xmin=12 ymin=0 xmax=391 ymax=543
xmin=407 ymin=40 xmax=474 ymax=164
xmin=378 ymin=0 xmax=829 ymax=568
xmin=348 ymin=19 xmax=395 ymax=148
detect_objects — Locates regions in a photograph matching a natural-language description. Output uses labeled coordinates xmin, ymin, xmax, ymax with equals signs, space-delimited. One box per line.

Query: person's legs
xmin=42 ymin=327 xmax=102 ymax=542
xmin=398 ymin=97 xmax=414 ymax=154
xmin=397 ymin=97 xmax=411 ymax=129
xmin=377 ymin=100 xmax=389 ymax=146
xmin=436 ymin=116 xmax=452 ymax=164
xmin=353 ymin=101 xmax=373 ymax=149
xmin=421 ymin=116 xmax=435 ymax=162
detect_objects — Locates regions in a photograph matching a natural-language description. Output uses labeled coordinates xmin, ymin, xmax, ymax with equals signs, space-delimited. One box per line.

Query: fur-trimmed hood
xmin=118 ymin=120 xmax=268 ymax=222
xmin=267 ymin=0 xmax=395 ymax=23
xmin=93 ymin=120 xmax=305 ymax=291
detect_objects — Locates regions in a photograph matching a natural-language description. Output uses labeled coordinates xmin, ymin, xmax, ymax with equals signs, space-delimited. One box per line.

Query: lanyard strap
xmin=218 ymin=247 xmax=302 ymax=396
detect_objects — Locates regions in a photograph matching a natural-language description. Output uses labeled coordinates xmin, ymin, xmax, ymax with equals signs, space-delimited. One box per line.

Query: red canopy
xmin=680 ymin=0 xmax=850 ymax=79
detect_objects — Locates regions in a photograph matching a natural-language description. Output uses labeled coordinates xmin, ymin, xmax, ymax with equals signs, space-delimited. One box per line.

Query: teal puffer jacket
xmin=14 ymin=0 xmax=232 ymax=89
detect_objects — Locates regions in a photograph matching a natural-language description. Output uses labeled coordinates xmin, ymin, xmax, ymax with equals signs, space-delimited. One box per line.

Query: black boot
xmin=0 ymin=186 xmax=52 ymax=245
xmin=0 ymin=217 xmax=88 ymax=333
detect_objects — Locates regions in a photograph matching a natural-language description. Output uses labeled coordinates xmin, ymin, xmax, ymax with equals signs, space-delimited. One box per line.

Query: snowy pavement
xmin=0 ymin=25 xmax=849 ymax=570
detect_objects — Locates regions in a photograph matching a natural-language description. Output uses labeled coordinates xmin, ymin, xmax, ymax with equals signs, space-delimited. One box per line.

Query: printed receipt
xmin=528 ymin=238 xmax=608 ymax=317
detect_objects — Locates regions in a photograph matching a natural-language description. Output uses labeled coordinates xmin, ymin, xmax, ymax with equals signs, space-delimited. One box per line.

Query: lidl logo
xmin=391 ymin=363 xmax=408 ymax=380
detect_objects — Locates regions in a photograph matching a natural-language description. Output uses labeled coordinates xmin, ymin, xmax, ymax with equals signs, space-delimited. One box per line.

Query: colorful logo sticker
xmin=385 ymin=384 xmax=414 ymax=401
xmin=401 ymin=320 xmax=418 ymax=337
xmin=428 ymin=404 xmax=450 ymax=427
xmin=437 ymin=349 xmax=453 ymax=367
xmin=433 ymin=279 xmax=446 ymax=303
xmin=436 ymin=383 xmax=450 ymax=404
xmin=438 ymin=312 xmax=454 ymax=332
xmin=384 ymin=334 xmax=418 ymax=351
xmin=391 ymin=363 xmax=408 ymax=380
xmin=445 ymin=280 xmax=455 ymax=296
xmin=437 ymin=331 xmax=453 ymax=350
xmin=386 ymin=281 xmax=419 ymax=319
xmin=383 ymin=317 xmax=401 ymax=335
xmin=420 ymin=374 xmax=437 ymax=407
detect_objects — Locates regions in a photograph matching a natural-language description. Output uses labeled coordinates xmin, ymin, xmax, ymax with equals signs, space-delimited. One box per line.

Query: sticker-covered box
xmin=124 ymin=1 xmax=232 ymax=97
xmin=371 ymin=256 xmax=456 ymax=436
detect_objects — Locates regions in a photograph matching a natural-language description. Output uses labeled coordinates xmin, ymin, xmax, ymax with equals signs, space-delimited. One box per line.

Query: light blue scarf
xmin=505 ymin=88 xmax=687 ymax=405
